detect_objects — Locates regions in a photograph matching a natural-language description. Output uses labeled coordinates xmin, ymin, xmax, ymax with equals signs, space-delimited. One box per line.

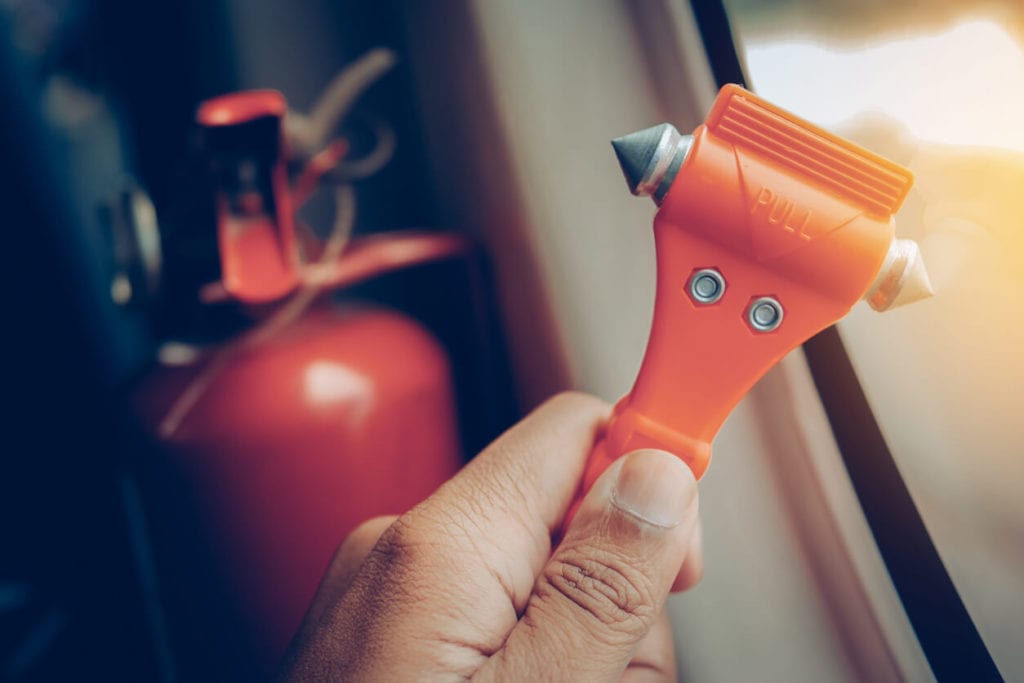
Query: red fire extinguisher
xmin=132 ymin=87 xmax=466 ymax=674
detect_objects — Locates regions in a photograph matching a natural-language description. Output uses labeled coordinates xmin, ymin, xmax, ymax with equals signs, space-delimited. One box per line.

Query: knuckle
xmin=326 ymin=515 xmax=399 ymax=578
xmin=340 ymin=515 xmax=398 ymax=553
xmin=540 ymin=545 xmax=656 ymax=642
xmin=368 ymin=514 xmax=429 ymax=571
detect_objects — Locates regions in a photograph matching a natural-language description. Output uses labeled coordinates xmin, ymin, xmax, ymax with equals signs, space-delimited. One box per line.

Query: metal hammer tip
xmin=611 ymin=124 xmax=692 ymax=204
xmin=865 ymin=238 xmax=935 ymax=311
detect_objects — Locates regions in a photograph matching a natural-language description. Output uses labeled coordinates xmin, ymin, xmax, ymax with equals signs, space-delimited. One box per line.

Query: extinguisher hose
xmin=286 ymin=48 xmax=397 ymax=158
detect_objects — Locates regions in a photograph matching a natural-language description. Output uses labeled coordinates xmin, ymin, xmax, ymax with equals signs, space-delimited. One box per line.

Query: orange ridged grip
xmin=564 ymin=85 xmax=912 ymax=528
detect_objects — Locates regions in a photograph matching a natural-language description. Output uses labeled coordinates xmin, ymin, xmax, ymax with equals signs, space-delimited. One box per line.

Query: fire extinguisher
xmin=132 ymin=84 xmax=466 ymax=676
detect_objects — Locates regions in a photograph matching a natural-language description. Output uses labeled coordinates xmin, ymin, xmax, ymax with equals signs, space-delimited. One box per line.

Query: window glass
xmin=724 ymin=2 xmax=1024 ymax=678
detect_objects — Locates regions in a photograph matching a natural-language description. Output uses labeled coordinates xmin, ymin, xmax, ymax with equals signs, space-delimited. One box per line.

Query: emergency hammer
xmin=565 ymin=84 xmax=932 ymax=524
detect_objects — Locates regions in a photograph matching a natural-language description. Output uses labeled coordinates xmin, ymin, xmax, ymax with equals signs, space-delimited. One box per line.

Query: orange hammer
xmin=565 ymin=84 xmax=932 ymax=525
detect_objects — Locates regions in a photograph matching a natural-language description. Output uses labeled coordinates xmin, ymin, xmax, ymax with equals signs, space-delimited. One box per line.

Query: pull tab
xmin=197 ymin=90 xmax=300 ymax=303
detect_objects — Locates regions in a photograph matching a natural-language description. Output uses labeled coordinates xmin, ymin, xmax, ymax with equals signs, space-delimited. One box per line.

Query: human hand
xmin=279 ymin=392 xmax=703 ymax=681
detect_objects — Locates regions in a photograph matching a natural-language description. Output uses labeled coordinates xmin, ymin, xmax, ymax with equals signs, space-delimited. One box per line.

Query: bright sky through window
xmin=744 ymin=19 xmax=1024 ymax=152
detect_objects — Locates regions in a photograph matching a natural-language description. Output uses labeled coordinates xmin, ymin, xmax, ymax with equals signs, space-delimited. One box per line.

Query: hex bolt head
xmin=747 ymin=296 xmax=784 ymax=332
xmin=688 ymin=268 xmax=726 ymax=304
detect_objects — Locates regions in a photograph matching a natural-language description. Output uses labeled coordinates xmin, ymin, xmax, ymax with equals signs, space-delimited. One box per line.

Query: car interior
xmin=2 ymin=1 xmax=1021 ymax=680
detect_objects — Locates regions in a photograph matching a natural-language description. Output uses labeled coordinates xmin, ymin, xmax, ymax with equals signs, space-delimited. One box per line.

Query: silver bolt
xmin=747 ymin=296 xmax=784 ymax=332
xmin=688 ymin=268 xmax=726 ymax=304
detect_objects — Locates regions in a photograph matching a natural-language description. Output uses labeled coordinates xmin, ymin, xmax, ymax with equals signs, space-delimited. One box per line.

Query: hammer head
xmin=613 ymin=85 xmax=932 ymax=313
xmin=599 ymin=86 xmax=937 ymax=477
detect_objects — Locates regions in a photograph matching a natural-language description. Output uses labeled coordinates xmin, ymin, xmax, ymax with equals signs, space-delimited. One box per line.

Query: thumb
xmin=479 ymin=449 xmax=699 ymax=682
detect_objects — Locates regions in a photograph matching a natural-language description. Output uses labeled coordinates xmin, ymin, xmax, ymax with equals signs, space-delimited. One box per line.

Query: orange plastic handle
xmin=564 ymin=85 xmax=912 ymax=527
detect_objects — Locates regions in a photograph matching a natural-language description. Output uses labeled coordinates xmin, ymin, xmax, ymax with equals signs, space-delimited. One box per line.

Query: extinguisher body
xmin=134 ymin=305 xmax=462 ymax=670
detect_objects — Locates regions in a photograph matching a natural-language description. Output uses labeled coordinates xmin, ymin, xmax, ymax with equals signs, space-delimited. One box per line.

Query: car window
xmin=723 ymin=2 xmax=1024 ymax=679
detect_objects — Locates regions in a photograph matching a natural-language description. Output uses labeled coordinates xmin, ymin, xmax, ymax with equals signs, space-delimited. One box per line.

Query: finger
xmin=671 ymin=518 xmax=703 ymax=593
xmin=411 ymin=391 xmax=611 ymax=608
xmin=479 ymin=449 xmax=699 ymax=682
xmin=451 ymin=390 xmax=609 ymax=531
xmin=622 ymin=610 xmax=677 ymax=682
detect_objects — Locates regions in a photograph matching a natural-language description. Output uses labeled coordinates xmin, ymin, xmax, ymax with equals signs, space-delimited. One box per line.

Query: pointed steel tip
xmin=887 ymin=249 xmax=935 ymax=309
xmin=610 ymin=137 xmax=639 ymax=192
xmin=610 ymin=123 xmax=690 ymax=202
xmin=866 ymin=238 xmax=935 ymax=312
xmin=611 ymin=124 xmax=671 ymax=195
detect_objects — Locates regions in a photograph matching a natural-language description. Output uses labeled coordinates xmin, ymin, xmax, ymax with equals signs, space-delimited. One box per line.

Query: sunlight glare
xmin=744 ymin=19 xmax=1024 ymax=151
